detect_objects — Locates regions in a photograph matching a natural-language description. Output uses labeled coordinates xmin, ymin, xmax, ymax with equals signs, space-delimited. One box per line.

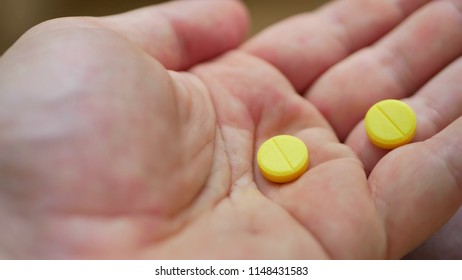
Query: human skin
xmin=0 ymin=0 xmax=460 ymax=259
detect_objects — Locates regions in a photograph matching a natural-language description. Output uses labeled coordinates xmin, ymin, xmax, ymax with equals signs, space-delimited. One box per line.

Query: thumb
xmin=100 ymin=0 xmax=249 ymax=70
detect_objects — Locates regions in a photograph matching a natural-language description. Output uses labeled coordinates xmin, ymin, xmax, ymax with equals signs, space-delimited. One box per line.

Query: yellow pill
xmin=257 ymin=135 xmax=309 ymax=183
xmin=365 ymin=99 xmax=416 ymax=149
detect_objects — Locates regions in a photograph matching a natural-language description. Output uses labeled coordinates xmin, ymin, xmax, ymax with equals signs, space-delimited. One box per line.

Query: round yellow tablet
xmin=365 ymin=99 xmax=416 ymax=149
xmin=257 ymin=135 xmax=309 ymax=183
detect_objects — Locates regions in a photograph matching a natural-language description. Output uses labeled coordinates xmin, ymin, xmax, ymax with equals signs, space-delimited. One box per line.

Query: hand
xmin=0 ymin=0 xmax=459 ymax=259
xmin=245 ymin=0 xmax=462 ymax=258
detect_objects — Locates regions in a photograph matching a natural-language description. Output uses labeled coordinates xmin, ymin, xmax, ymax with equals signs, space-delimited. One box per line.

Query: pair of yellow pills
xmin=257 ymin=99 xmax=416 ymax=183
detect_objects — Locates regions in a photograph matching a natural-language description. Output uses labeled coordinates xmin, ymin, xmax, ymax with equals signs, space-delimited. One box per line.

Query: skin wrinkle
xmin=227 ymin=187 xmax=330 ymax=259
xmin=417 ymin=96 xmax=447 ymax=136
xmin=377 ymin=46 xmax=417 ymax=95
xmin=191 ymin=67 xmax=257 ymax=190
xmin=365 ymin=170 xmax=391 ymax=259
xmin=369 ymin=184 xmax=389 ymax=259
xmin=205 ymin=125 xmax=232 ymax=198
xmin=175 ymin=77 xmax=231 ymax=224
xmin=170 ymin=73 xmax=214 ymax=167
xmin=322 ymin=9 xmax=355 ymax=55
xmin=221 ymin=125 xmax=254 ymax=191
xmin=368 ymin=171 xmax=391 ymax=259
xmin=424 ymin=136 xmax=462 ymax=192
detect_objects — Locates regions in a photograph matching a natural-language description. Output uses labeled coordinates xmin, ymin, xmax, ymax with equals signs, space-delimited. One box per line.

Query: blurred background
xmin=0 ymin=0 xmax=331 ymax=54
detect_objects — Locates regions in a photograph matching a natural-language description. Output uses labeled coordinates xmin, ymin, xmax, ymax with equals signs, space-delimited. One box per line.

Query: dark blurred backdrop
xmin=1 ymin=0 xmax=331 ymax=54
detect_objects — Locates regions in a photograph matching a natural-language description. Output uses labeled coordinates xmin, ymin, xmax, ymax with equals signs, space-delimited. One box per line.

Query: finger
xmin=242 ymin=0 xmax=431 ymax=91
xmin=99 ymin=0 xmax=248 ymax=70
xmin=347 ymin=57 xmax=462 ymax=173
xmin=307 ymin=0 xmax=462 ymax=140
xmin=370 ymin=117 xmax=462 ymax=259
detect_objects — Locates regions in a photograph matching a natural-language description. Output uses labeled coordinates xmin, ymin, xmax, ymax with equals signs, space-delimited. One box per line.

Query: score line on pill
xmin=365 ymin=99 xmax=416 ymax=149
xmin=257 ymin=135 xmax=309 ymax=183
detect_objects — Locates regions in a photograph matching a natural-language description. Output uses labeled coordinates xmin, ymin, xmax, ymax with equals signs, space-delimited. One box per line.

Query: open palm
xmin=0 ymin=0 xmax=460 ymax=259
